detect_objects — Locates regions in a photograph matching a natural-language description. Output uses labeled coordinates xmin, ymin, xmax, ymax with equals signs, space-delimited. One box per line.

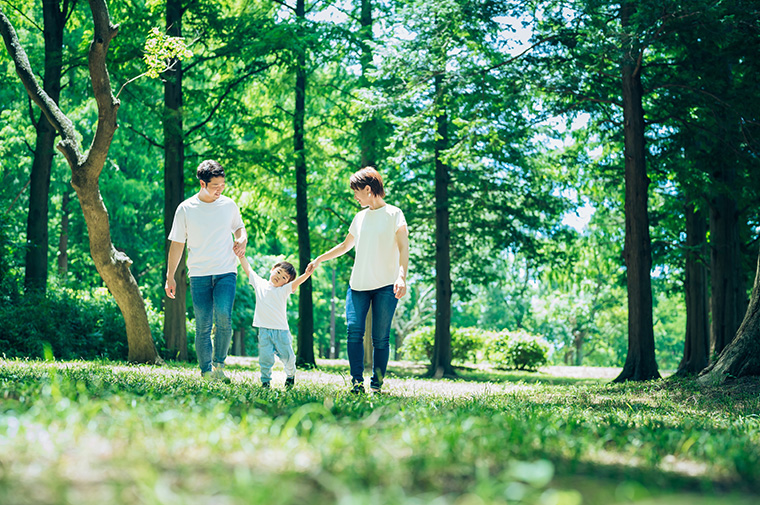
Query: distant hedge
xmin=400 ymin=327 xmax=549 ymax=371
xmin=0 ymin=285 xmax=165 ymax=361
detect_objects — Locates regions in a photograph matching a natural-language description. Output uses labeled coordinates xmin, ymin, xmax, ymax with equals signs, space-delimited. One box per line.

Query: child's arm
xmin=238 ymin=254 xmax=254 ymax=279
xmin=290 ymin=268 xmax=313 ymax=293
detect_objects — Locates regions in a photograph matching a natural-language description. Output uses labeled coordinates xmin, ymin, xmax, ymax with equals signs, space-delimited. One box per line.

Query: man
xmin=165 ymin=159 xmax=247 ymax=382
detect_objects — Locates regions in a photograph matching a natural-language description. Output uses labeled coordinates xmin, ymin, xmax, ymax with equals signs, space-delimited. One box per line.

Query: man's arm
xmin=394 ymin=225 xmax=409 ymax=299
xmin=165 ymin=240 xmax=185 ymax=299
xmin=233 ymin=226 xmax=247 ymax=257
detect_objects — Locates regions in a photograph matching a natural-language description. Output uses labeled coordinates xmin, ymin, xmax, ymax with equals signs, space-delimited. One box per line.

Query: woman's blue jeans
xmin=190 ymin=272 xmax=237 ymax=373
xmin=346 ymin=285 xmax=399 ymax=388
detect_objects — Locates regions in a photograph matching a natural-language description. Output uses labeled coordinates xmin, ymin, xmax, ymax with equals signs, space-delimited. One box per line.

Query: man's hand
xmin=165 ymin=277 xmax=177 ymax=299
xmin=233 ymin=236 xmax=247 ymax=257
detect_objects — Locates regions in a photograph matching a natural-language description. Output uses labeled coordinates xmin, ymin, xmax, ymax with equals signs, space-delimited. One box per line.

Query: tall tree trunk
xmin=1 ymin=0 xmax=160 ymax=363
xmin=699 ymin=245 xmax=760 ymax=384
xmin=163 ymin=0 xmax=188 ymax=361
xmin=56 ymin=189 xmax=70 ymax=278
xmin=613 ymin=2 xmax=660 ymax=383
xmin=294 ymin=0 xmax=315 ymax=368
xmin=429 ymin=73 xmax=455 ymax=379
xmin=24 ymin=0 xmax=70 ymax=293
xmin=677 ymin=203 xmax=710 ymax=376
xmin=359 ymin=0 xmax=376 ymax=367
xmin=709 ymin=167 xmax=743 ymax=356
xmin=330 ymin=266 xmax=337 ymax=358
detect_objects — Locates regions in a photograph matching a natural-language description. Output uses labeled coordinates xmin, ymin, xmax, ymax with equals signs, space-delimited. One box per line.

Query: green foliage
xmin=0 ymin=283 xmax=164 ymax=361
xmin=504 ymin=331 xmax=550 ymax=371
xmin=399 ymin=326 xmax=488 ymax=364
xmin=398 ymin=326 xmax=434 ymax=361
xmin=142 ymin=27 xmax=193 ymax=79
xmin=0 ymin=361 xmax=759 ymax=504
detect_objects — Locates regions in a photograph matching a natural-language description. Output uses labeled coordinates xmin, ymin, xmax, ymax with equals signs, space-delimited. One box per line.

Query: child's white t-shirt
xmin=248 ymin=272 xmax=293 ymax=331
xmin=168 ymin=194 xmax=244 ymax=277
xmin=348 ymin=204 xmax=407 ymax=291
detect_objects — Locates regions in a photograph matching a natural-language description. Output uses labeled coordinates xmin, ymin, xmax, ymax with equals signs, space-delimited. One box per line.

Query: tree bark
xmin=0 ymin=0 xmax=160 ymax=363
xmin=24 ymin=0 xmax=71 ymax=293
xmin=294 ymin=0 xmax=315 ymax=368
xmin=163 ymin=0 xmax=188 ymax=361
xmin=429 ymin=73 xmax=455 ymax=379
xmin=699 ymin=246 xmax=760 ymax=384
xmin=709 ymin=169 xmax=743 ymax=356
xmin=56 ymin=190 xmax=70 ymax=278
xmin=613 ymin=2 xmax=660 ymax=382
xmin=677 ymin=203 xmax=710 ymax=376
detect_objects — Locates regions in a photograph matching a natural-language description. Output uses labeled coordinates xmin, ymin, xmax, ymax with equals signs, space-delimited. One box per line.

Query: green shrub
xmin=399 ymin=327 xmax=491 ymax=364
xmin=399 ymin=326 xmax=434 ymax=361
xmin=0 ymin=284 xmax=164 ymax=361
xmin=485 ymin=329 xmax=549 ymax=371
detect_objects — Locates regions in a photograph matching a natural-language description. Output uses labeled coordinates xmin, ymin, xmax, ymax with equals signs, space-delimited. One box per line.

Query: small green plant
xmin=485 ymin=330 xmax=549 ymax=371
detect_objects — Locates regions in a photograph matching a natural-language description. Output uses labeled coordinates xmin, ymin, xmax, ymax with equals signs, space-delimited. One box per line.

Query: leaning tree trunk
xmin=294 ymin=0 xmax=315 ymax=368
xmin=24 ymin=0 xmax=70 ymax=293
xmin=613 ymin=1 xmax=660 ymax=383
xmin=162 ymin=0 xmax=188 ymax=361
xmin=699 ymin=246 xmax=760 ymax=384
xmin=677 ymin=203 xmax=710 ymax=376
xmin=0 ymin=0 xmax=160 ymax=363
xmin=429 ymin=73 xmax=455 ymax=379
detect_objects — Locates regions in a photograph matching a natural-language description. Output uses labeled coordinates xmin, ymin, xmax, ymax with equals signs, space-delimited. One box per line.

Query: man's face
xmin=269 ymin=266 xmax=291 ymax=287
xmin=200 ymin=176 xmax=226 ymax=201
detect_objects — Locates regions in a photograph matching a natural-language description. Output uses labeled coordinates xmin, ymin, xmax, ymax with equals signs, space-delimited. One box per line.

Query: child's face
xmin=269 ymin=266 xmax=291 ymax=287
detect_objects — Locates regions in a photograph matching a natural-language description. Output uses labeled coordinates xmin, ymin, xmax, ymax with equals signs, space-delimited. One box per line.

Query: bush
xmin=0 ymin=284 xmax=164 ymax=361
xmin=485 ymin=329 xmax=549 ymax=371
xmin=399 ymin=327 xmax=490 ymax=364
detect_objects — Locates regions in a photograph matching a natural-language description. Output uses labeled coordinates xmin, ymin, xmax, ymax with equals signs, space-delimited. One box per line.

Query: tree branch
xmin=125 ymin=124 xmax=164 ymax=149
xmin=0 ymin=0 xmax=43 ymax=32
xmin=186 ymin=62 xmax=275 ymax=136
xmin=0 ymin=5 xmax=82 ymax=167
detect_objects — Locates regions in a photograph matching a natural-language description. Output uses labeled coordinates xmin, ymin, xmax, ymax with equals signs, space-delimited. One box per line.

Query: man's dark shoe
xmin=261 ymin=382 xmax=271 ymax=389
xmin=285 ymin=377 xmax=295 ymax=389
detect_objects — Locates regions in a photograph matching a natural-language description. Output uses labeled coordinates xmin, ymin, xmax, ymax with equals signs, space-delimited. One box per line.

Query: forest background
xmin=1 ymin=0 xmax=758 ymax=381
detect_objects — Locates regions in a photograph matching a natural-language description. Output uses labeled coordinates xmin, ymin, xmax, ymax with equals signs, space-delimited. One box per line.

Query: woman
xmin=308 ymin=167 xmax=409 ymax=393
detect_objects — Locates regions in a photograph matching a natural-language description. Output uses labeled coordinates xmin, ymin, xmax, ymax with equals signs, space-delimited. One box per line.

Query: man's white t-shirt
xmin=348 ymin=204 xmax=407 ymax=291
xmin=168 ymin=194 xmax=244 ymax=277
xmin=248 ymin=272 xmax=293 ymax=331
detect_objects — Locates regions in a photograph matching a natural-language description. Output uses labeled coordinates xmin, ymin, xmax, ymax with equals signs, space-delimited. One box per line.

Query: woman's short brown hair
xmin=350 ymin=166 xmax=385 ymax=198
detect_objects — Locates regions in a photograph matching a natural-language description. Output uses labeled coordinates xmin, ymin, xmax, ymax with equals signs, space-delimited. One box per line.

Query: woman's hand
xmin=394 ymin=276 xmax=407 ymax=299
xmin=306 ymin=258 xmax=321 ymax=274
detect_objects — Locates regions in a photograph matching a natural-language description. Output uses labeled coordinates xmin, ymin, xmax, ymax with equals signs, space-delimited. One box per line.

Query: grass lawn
xmin=1 ymin=357 xmax=758 ymax=505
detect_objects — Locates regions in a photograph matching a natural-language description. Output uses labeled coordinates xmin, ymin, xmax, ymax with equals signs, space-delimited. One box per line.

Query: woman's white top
xmin=348 ymin=204 xmax=407 ymax=291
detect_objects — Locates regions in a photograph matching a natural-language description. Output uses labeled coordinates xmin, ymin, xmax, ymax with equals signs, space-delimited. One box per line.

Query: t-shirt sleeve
xmin=348 ymin=212 xmax=359 ymax=238
xmin=167 ymin=205 xmax=186 ymax=243
xmin=231 ymin=203 xmax=244 ymax=233
xmin=395 ymin=208 xmax=407 ymax=232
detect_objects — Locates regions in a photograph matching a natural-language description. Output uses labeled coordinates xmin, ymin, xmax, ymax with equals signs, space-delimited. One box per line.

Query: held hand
xmin=165 ymin=278 xmax=176 ymax=299
xmin=394 ymin=277 xmax=407 ymax=299
xmin=233 ymin=236 xmax=247 ymax=257
xmin=306 ymin=259 xmax=320 ymax=274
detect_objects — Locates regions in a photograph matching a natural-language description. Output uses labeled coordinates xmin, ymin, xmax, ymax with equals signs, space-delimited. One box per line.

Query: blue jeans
xmin=258 ymin=328 xmax=296 ymax=383
xmin=190 ymin=272 xmax=237 ymax=373
xmin=346 ymin=285 xmax=399 ymax=388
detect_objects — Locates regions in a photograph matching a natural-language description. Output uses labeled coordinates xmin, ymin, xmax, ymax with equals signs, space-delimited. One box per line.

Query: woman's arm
xmin=307 ymin=233 xmax=355 ymax=273
xmin=394 ymin=225 xmax=409 ymax=299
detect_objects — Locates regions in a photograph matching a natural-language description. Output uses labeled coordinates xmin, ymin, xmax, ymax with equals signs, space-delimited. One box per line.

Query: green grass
xmin=1 ymin=358 xmax=759 ymax=505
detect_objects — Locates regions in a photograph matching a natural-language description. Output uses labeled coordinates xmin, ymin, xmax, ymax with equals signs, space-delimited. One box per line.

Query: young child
xmin=239 ymin=256 xmax=312 ymax=389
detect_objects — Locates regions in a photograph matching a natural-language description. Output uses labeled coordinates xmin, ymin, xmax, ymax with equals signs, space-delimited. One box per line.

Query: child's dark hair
xmin=197 ymin=159 xmax=225 ymax=183
xmin=273 ymin=261 xmax=297 ymax=283
xmin=350 ymin=166 xmax=385 ymax=197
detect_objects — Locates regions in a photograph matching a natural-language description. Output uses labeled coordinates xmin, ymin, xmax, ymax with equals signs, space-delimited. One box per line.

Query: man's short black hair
xmin=197 ymin=160 xmax=225 ymax=183
xmin=273 ymin=261 xmax=297 ymax=283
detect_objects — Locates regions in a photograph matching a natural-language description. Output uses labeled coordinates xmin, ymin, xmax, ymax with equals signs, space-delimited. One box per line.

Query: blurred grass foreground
xmin=1 ymin=358 xmax=759 ymax=505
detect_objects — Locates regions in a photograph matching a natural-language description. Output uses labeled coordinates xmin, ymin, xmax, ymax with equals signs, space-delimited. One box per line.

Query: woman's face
xmin=353 ymin=186 xmax=372 ymax=207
